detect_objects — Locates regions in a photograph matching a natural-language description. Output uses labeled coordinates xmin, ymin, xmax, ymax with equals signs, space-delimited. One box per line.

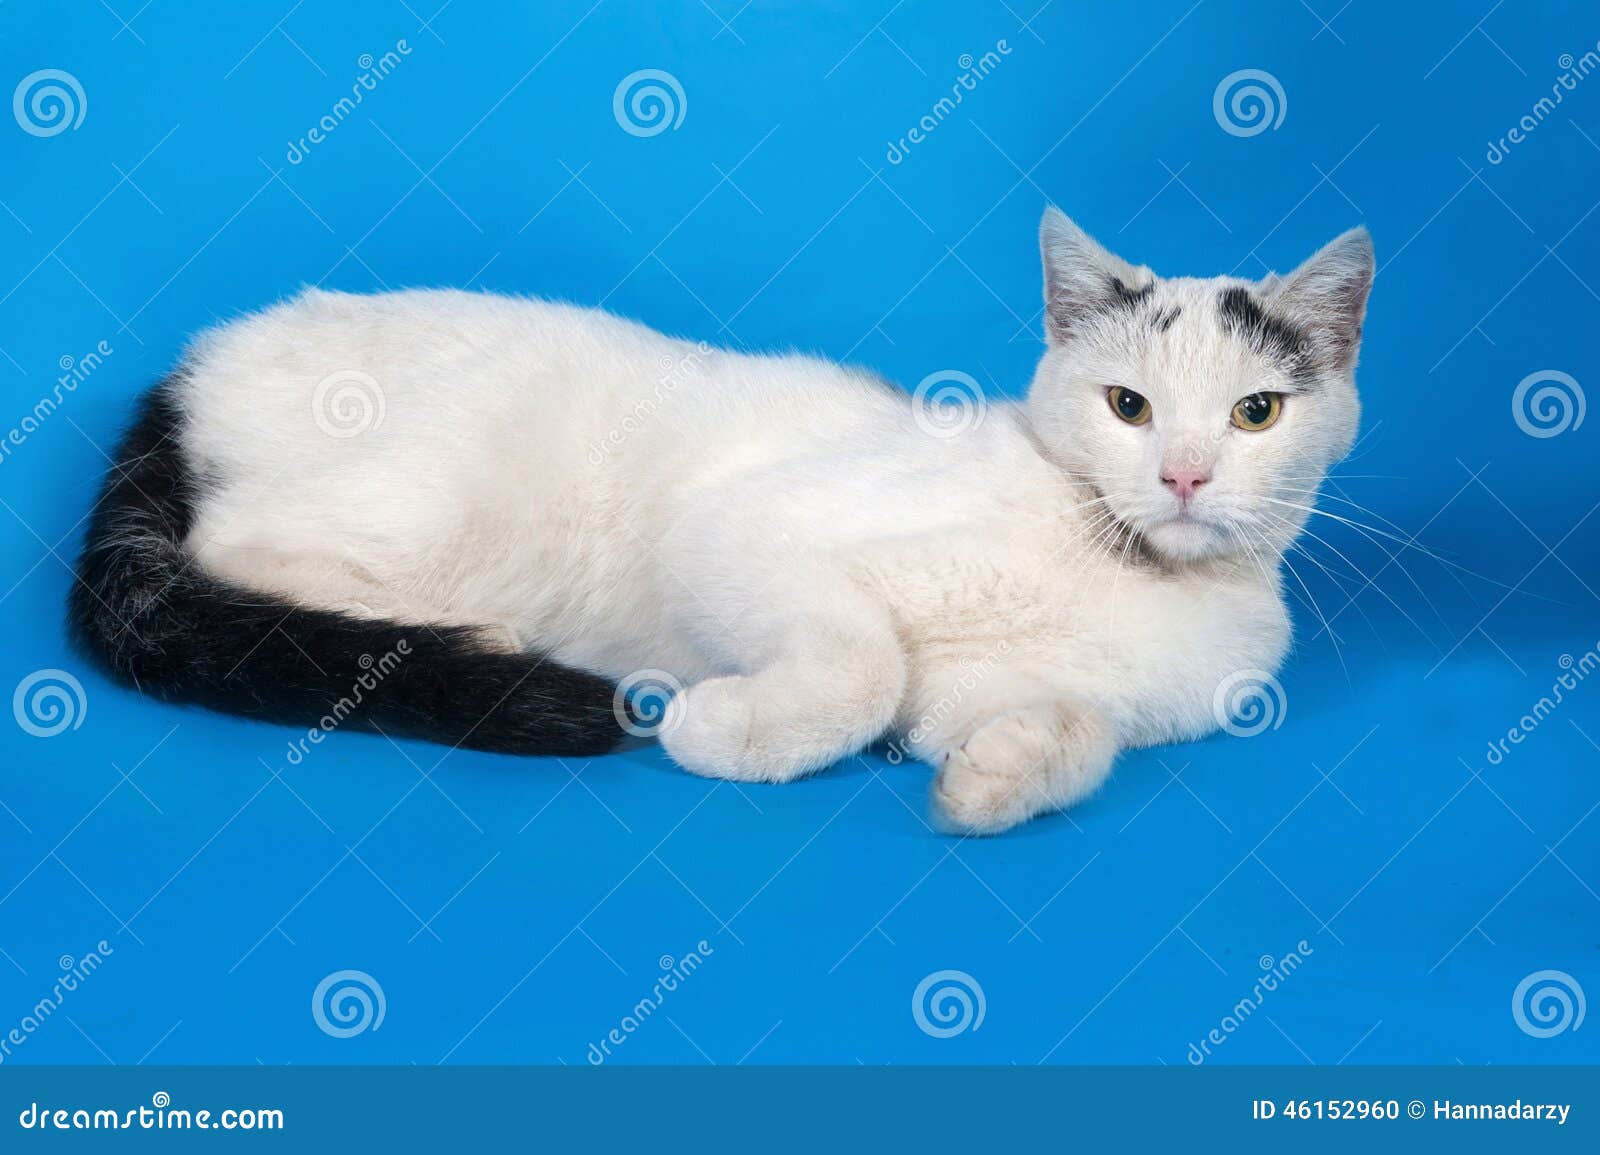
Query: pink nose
xmin=1162 ymin=468 xmax=1209 ymax=502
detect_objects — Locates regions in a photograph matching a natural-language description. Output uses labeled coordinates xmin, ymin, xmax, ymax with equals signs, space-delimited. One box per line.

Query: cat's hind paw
xmin=659 ymin=675 xmax=824 ymax=783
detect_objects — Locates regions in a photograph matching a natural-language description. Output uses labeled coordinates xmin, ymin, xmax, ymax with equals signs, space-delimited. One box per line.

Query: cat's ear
xmin=1264 ymin=227 xmax=1374 ymax=373
xmin=1039 ymin=207 xmax=1153 ymax=342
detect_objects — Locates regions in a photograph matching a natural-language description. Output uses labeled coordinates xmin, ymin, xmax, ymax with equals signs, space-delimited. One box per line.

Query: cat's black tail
xmin=67 ymin=381 xmax=625 ymax=756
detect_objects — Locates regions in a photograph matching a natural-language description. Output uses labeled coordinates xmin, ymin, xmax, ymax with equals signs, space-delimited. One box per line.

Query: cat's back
xmin=182 ymin=287 xmax=671 ymax=415
xmin=171 ymin=287 xmax=724 ymax=492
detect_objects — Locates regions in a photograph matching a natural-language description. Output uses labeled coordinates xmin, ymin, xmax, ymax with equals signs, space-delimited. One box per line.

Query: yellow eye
xmin=1108 ymin=386 xmax=1152 ymax=426
xmin=1231 ymin=392 xmax=1282 ymax=431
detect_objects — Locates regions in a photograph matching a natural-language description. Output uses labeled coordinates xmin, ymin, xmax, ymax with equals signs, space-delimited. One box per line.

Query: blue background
xmin=1 ymin=0 xmax=1597 ymax=1068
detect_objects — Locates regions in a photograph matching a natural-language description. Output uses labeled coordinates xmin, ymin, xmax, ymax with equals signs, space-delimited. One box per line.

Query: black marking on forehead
xmin=1154 ymin=305 xmax=1181 ymax=333
xmin=1110 ymin=276 xmax=1154 ymax=310
xmin=1217 ymin=287 xmax=1308 ymax=368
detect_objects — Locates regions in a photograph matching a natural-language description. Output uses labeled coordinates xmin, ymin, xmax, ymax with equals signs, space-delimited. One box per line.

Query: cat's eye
xmin=1107 ymin=386 xmax=1152 ymax=426
xmin=1231 ymin=392 xmax=1282 ymax=431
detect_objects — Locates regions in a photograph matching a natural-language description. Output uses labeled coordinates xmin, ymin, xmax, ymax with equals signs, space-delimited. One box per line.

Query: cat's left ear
xmin=1264 ymin=227 xmax=1374 ymax=374
xmin=1039 ymin=206 xmax=1154 ymax=342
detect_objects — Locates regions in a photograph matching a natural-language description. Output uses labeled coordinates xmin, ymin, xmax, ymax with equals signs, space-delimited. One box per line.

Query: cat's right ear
xmin=1039 ymin=206 xmax=1151 ymax=342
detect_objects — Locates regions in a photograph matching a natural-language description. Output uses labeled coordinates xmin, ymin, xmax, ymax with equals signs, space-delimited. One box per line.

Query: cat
xmin=69 ymin=208 xmax=1373 ymax=833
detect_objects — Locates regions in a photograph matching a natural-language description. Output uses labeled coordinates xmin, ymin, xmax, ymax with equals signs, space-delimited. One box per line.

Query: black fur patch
xmin=1217 ymin=287 xmax=1308 ymax=367
xmin=1154 ymin=305 xmax=1181 ymax=333
xmin=1110 ymin=276 xmax=1155 ymax=310
xmin=68 ymin=381 xmax=624 ymax=756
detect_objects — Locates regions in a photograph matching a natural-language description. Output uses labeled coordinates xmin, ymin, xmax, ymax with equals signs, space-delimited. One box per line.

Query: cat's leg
xmin=659 ymin=581 xmax=906 ymax=783
xmin=928 ymin=700 xmax=1117 ymax=834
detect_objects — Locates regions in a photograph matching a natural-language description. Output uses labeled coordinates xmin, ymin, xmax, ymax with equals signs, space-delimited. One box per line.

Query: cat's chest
xmin=871 ymin=534 xmax=1291 ymax=740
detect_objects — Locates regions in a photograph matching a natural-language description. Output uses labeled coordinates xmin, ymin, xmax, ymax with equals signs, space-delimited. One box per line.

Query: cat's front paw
xmin=930 ymin=712 xmax=1058 ymax=835
xmin=929 ymin=704 xmax=1114 ymax=834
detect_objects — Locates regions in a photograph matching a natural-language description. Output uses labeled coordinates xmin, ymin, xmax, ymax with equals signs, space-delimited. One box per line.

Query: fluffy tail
xmin=67 ymin=382 xmax=624 ymax=756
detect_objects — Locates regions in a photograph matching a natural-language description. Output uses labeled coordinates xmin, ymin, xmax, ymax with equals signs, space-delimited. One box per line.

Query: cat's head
xmin=1026 ymin=207 xmax=1373 ymax=566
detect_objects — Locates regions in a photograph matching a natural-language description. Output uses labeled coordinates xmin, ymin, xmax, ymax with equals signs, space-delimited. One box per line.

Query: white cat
xmin=71 ymin=208 xmax=1372 ymax=833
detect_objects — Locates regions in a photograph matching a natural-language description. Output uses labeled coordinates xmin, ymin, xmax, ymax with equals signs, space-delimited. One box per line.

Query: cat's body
xmin=71 ymin=211 xmax=1372 ymax=832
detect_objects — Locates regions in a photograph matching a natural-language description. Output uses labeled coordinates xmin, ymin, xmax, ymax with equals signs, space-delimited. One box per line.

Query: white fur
xmin=171 ymin=210 xmax=1372 ymax=832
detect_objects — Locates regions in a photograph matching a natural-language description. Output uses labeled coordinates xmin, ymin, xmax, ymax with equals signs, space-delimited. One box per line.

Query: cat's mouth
xmin=1086 ymin=484 xmax=1228 ymax=567
xmin=1145 ymin=514 xmax=1228 ymax=560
